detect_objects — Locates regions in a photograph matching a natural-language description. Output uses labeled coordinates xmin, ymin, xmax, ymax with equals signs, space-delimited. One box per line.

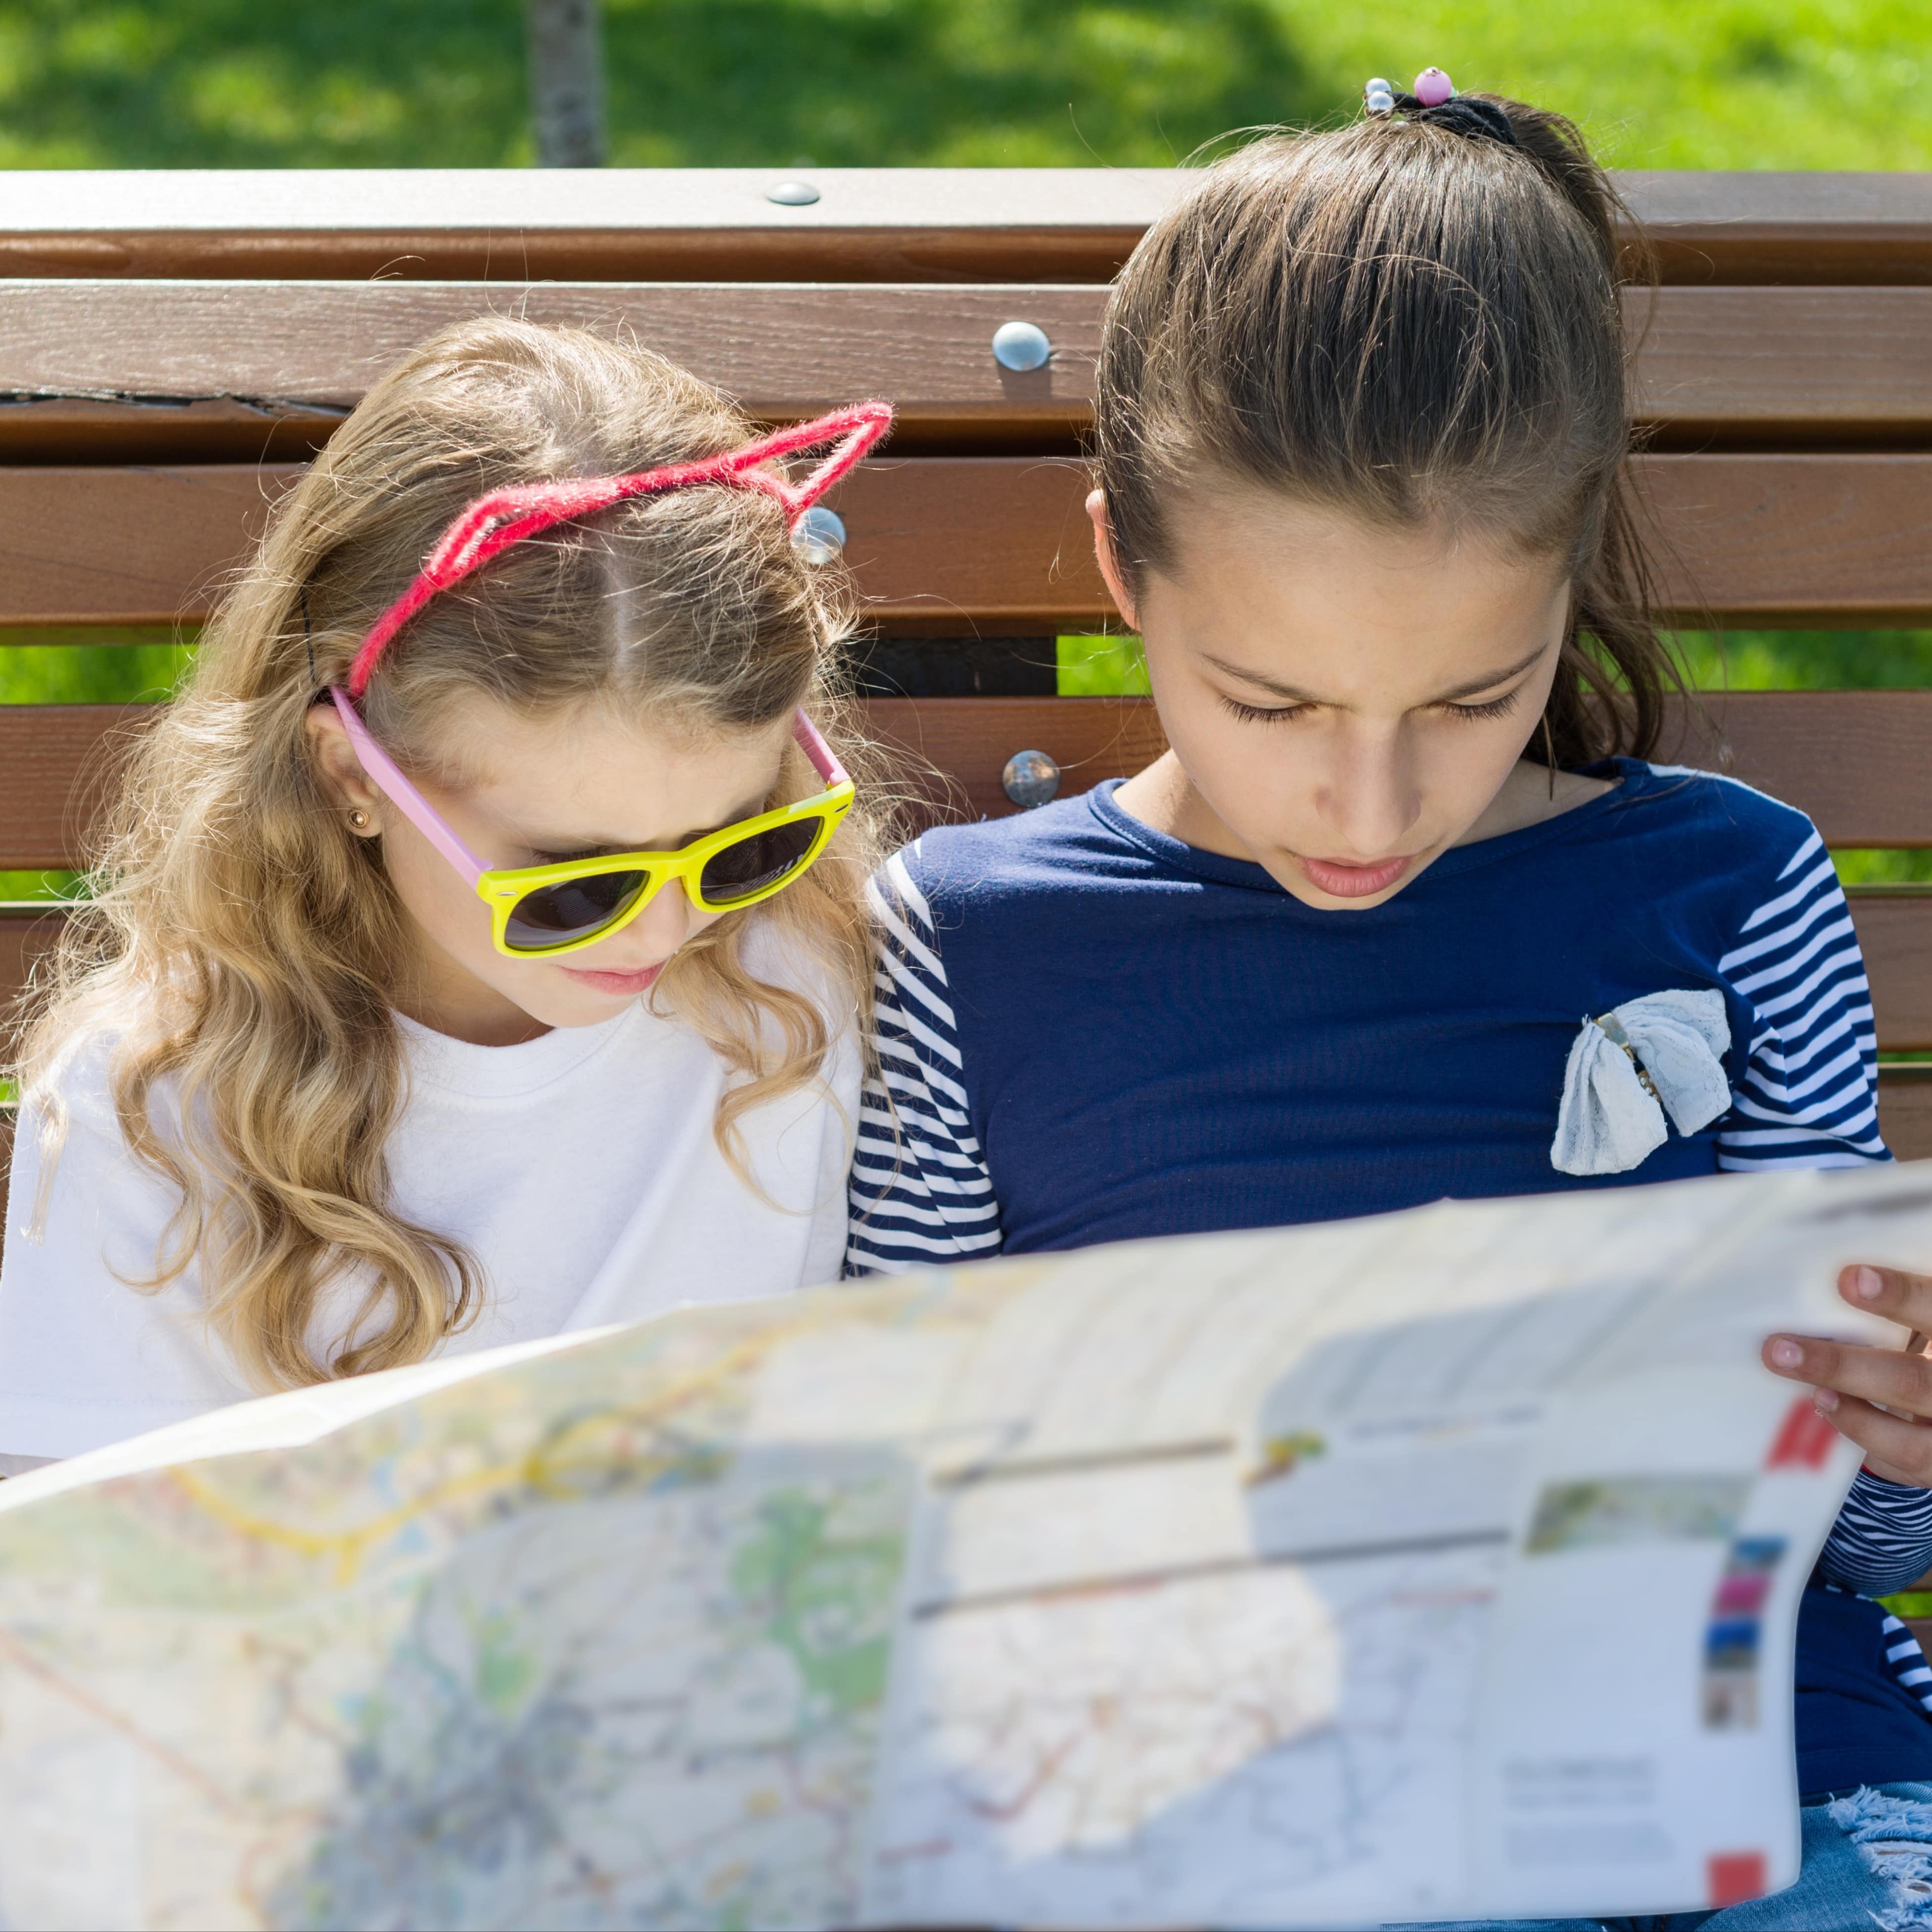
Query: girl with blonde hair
xmin=1 ymin=317 xmax=890 ymax=1462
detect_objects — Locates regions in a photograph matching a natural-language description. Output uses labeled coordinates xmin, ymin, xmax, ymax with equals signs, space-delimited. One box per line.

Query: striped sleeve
xmin=1712 ymin=821 xmax=1932 ymax=1704
xmin=1820 ymin=1470 xmax=1932 ymax=1599
xmin=1818 ymin=1471 xmax=1932 ymax=1718
xmin=845 ymin=848 xmax=1004 ymax=1274
xmin=1881 ymin=1607 xmax=1932 ymax=1716
xmin=1714 ymin=825 xmax=1889 ymax=1172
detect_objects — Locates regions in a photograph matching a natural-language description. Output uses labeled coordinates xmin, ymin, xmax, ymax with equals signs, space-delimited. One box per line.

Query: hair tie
xmin=1363 ymin=69 xmax=1519 ymax=149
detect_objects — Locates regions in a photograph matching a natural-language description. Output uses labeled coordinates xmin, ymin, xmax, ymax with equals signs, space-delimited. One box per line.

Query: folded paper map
xmin=0 ymin=1163 xmax=1924 ymax=1930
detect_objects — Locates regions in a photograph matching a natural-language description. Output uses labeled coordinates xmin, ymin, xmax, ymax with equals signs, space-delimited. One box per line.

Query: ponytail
xmin=1095 ymin=88 xmax=1685 ymax=766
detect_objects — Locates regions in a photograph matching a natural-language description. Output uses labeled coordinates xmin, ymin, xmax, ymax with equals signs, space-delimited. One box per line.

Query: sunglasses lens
xmin=504 ymin=869 xmax=651 ymax=953
xmin=699 ymin=818 xmax=821 ymax=905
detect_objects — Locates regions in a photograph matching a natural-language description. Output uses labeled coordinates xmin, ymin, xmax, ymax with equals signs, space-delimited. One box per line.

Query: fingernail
xmin=1769 ymin=1339 xmax=1805 ymax=1370
xmin=1853 ymin=1267 xmax=1884 ymax=1302
xmin=1816 ymin=1389 xmax=1841 ymax=1414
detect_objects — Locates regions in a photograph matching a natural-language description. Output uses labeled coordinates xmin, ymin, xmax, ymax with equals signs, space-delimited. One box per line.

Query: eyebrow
xmin=528 ymin=839 xmax=641 ymax=863
xmin=524 ymin=790 xmax=774 ymax=862
xmin=530 ymin=826 xmax=713 ymax=862
xmin=1201 ymin=639 xmax=1553 ymax=707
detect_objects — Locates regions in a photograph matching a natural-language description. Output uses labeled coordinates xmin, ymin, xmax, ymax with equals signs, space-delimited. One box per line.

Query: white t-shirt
xmin=0 ymin=968 xmax=857 ymax=1460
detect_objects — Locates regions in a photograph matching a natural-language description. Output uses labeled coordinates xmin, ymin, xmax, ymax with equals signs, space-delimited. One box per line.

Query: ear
xmin=304 ymin=703 xmax=386 ymax=836
xmin=1086 ymin=489 xmax=1139 ymax=632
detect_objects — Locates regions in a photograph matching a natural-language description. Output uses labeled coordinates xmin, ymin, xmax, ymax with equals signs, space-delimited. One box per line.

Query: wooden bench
xmin=6 ymin=165 xmax=1932 ymax=1247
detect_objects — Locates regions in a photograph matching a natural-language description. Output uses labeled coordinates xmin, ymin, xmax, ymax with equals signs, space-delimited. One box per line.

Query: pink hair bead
xmin=1413 ymin=66 xmax=1455 ymax=106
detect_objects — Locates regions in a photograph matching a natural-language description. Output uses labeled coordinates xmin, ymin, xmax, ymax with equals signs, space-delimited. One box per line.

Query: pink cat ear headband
xmin=341 ymin=399 xmax=894 ymax=701
xmin=1363 ymin=68 xmax=1519 ymax=148
xmin=321 ymin=402 xmax=892 ymax=962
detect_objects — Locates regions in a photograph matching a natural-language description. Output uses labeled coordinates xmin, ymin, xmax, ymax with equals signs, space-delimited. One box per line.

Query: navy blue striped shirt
xmin=848 ymin=759 xmax=1932 ymax=1786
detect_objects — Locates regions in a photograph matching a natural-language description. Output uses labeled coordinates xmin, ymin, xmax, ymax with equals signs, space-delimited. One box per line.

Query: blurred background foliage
xmin=1 ymin=0 xmax=1931 ymax=892
xmin=0 ymin=0 xmax=1925 ymax=169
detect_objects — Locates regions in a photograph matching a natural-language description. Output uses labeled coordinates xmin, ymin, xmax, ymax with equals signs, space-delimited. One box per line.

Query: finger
xmin=1763 ymin=1333 xmax=1932 ymax=1418
xmin=1838 ymin=1264 xmax=1932 ymax=1336
xmin=1811 ymin=1389 xmax=1932 ymax=1487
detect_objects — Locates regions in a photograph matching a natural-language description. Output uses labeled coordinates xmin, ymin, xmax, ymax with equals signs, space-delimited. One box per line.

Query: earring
xmin=347 ymin=808 xmax=372 ymax=832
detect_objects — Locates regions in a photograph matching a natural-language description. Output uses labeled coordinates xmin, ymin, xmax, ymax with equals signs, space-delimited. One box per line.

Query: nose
xmin=1314 ymin=720 xmax=1423 ymax=857
xmin=573 ymin=877 xmax=696 ymax=968
xmin=630 ymin=878 xmax=701 ymax=956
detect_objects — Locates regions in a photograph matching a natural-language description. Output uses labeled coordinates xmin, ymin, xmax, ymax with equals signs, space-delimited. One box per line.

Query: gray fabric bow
xmin=1550 ymin=989 xmax=1733 ymax=1177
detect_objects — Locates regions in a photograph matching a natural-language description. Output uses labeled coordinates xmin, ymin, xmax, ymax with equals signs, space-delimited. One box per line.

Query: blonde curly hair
xmin=15 ymin=317 xmax=889 ymax=1391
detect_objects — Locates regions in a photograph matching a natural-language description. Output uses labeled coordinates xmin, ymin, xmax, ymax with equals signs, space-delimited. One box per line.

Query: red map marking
xmin=1707 ymin=1850 xmax=1767 ymax=1907
xmin=1766 ymin=1396 xmax=1837 ymax=1471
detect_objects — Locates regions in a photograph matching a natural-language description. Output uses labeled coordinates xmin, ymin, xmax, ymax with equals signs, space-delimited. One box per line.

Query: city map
xmin=0 ymin=1162 xmax=1920 ymax=1930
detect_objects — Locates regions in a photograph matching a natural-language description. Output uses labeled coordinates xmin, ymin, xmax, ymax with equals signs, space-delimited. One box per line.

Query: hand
xmin=1763 ymin=1265 xmax=1932 ymax=1486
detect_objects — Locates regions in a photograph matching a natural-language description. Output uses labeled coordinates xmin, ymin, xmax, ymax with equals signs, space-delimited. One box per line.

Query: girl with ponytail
xmin=851 ymin=77 xmax=1932 ymax=1919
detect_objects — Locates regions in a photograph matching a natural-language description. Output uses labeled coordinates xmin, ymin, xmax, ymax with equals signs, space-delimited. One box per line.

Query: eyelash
xmin=1446 ymin=689 xmax=1523 ymax=723
xmin=1218 ymin=688 xmax=1524 ymax=727
xmin=1220 ymin=697 xmax=1306 ymax=726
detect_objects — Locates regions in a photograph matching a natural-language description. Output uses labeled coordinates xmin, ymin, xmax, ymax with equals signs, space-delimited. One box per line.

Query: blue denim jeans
xmin=1392 ymin=1782 xmax=1932 ymax=1932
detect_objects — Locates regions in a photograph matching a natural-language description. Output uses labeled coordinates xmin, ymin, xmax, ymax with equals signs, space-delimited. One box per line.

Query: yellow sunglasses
xmin=330 ymin=690 xmax=853 ymax=959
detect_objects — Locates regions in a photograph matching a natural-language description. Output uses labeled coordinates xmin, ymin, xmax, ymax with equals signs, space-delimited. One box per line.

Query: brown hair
xmin=17 ymin=318 xmax=889 ymax=1390
xmin=1094 ymin=98 xmax=1680 ymax=765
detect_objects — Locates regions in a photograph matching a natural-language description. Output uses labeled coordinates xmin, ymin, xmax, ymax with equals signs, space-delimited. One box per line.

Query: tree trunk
xmin=526 ymin=0 xmax=607 ymax=168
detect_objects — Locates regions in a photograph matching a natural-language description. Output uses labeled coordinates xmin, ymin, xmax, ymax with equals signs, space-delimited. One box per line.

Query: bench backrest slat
xmin=1 ymin=452 xmax=1931 ymax=630
xmin=0 ymin=283 xmax=1929 ymax=448
xmin=0 ymin=170 xmax=1931 ymax=284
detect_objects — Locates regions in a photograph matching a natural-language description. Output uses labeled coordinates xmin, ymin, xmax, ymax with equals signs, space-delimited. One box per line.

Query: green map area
xmin=0 ymin=1307 xmax=920 ymax=1930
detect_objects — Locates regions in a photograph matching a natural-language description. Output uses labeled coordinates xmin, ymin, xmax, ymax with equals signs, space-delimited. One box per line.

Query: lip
xmin=559 ymin=961 xmax=665 ymax=996
xmin=1295 ymin=853 xmax=1416 ymax=899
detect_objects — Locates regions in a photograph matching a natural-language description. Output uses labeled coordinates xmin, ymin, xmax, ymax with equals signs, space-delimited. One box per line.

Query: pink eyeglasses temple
xmin=343 ymin=400 xmax=893 ymax=702
xmin=329 ymin=689 xmax=848 ymax=887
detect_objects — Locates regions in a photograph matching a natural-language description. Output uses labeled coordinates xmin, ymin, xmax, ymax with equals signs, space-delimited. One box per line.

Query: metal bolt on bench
xmin=791 ymin=505 xmax=845 ymax=564
xmin=992 ymin=320 xmax=1052 ymax=372
xmin=1001 ymin=748 xmax=1060 ymax=808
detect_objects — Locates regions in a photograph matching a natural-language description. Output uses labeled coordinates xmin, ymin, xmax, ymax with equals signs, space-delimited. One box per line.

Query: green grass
xmin=1678 ymin=621 xmax=1932 ymax=885
xmin=1283 ymin=2 xmax=1932 ymax=170
xmin=1674 ymin=631 xmax=1932 ymax=692
xmin=0 ymin=634 xmax=193 ymax=901
xmin=0 ymin=631 xmax=193 ymax=705
xmin=0 ymin=871 xmax=80 ymax=898
xmin=0 ymin=0 xmax=1924 ymax=171
xmin=1059 ymin=633 xmax=1151 ymax=697
xmin=1061 ymin=628 xmax=1932 ymax=699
